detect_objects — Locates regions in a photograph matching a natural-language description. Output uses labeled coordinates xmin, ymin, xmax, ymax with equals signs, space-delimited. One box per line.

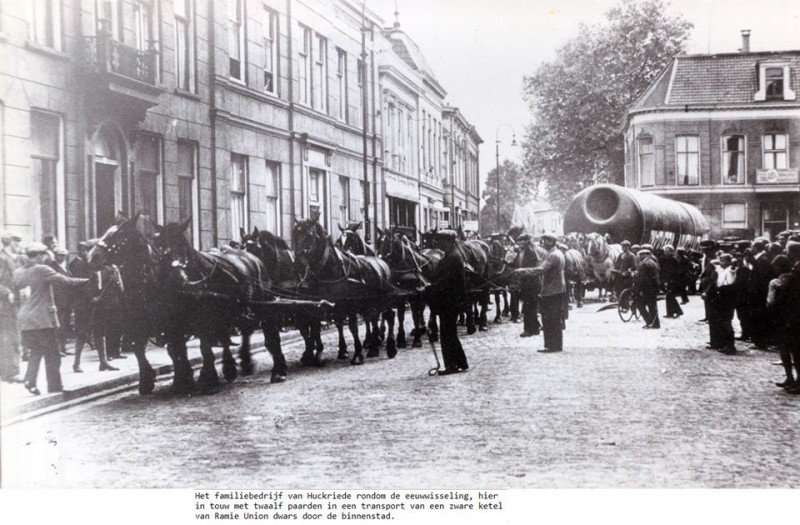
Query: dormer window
xmin=755 ymin=62 xmax=796 ymax=101
xmin=766 ymin=68 xmax=784 ymax=99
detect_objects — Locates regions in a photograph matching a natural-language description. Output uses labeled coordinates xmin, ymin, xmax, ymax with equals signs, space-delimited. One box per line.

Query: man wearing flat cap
xmin=515 ymin=233 xmax=542 ymax=338
xmin=0 ymin=231 xmax=23 ymax=382
xmin=612 ymin=240 xmax=636 ymax=301
xmin=748 ymin=237 xmax=775 ymax=350
xmin=13 ymin=242 xmax=89 ymax=395
xmin=634 ymin=248 xmax=661 ymax=329
xmin=425 ymin=230 xmax=469 ymax=375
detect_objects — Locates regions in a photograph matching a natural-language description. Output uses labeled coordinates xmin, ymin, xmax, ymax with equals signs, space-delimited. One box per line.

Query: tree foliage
xmin=480 ymin=160 xmax=534 ymax=235
xmin=522 ymin=0 xmax=692 ymax=210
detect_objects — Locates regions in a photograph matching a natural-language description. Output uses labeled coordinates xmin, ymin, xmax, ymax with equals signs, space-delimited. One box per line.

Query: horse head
xmin=89 ymin=212 xmax=154 ymax=270
xmin=292 ymin=216 xmax=329 ymax=271
xmin=153 ymin=216 xmax=193 ymax=284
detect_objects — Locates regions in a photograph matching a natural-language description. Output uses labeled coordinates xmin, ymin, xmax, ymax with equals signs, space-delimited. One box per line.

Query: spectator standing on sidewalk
xmin=0 ymin=231 xmax=23 ymax=383
xmin=748 ymin=238 xmax=775 ymax=350
xmin=781 ymin=241 xmax=800 ymax=394
xmin=516 ymin=234 xmax=541 ymax=338
xmin=767 ymin=254 xmax=796 ymax=390
xmin=661 ymin=245 xmax=684 ymax=319
xmin=635 ymin=248 xmax=661 ymax=329
xmin=48 ymin=247 xmax=74 ymax=357
xmin=91 ymin=264 xmax=123 ymax=369
xmin=13 ymin=242 xmax=89 ymax=395
xmin=520 ymin=233 xmax=565 ymax=353
xmin=708 ymin=253 xmax=738 ymax=355
xmin=68 ymin=241 xmax=95 ymax=373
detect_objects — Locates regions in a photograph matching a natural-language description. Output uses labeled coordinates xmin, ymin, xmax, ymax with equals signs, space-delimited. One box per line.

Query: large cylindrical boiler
xmin=563 ymin=184 xmax=709 ymax=249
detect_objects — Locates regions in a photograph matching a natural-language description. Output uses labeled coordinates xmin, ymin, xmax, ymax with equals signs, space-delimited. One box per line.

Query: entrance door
xmin=95 ymin=162 xmax=117 ymax=235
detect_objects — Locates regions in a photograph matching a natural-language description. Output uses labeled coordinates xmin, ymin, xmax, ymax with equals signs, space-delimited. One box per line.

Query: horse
xmin=562 ymin=246 xmax=588 ymax=308
xmin=241 ymin=226 xmax=329 ymax=367
xmin=376 ymin=228 xmax=442 ymax=348
xmin=337 ymin=222 xmax=376 ymax=256
xmin=153 ymin=217 xmax=286 ymax=393
xmin=87 ymin=213 xmax=160 ymax=395
xmin=485 ymin=234 xmax=519 ymax=323
xmin=293 ymin=214 xmax=399 ymax=365
xmin=583 ymin=232 xmax=622 ymax=302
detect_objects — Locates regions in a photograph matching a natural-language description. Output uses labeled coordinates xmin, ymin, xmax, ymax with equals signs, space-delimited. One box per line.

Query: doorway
xmin=761 ymin=202 xmax=788 ymax=240
xmin=95 ymin=162 xmax=118 ymax=235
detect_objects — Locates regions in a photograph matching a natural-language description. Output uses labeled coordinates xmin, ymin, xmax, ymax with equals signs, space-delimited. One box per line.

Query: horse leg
xmin=264 ymin=321 xmax=288 ymax=382
xmin=349 ymin=313 xmax=364 ymax=365
xmin=167 ymin=336 xmax=194 ymax=394
xmin=428 ymin=310 xmax=440 ymax=343
xmin=466 ymin=296 xmax=477 ymax=335
xmin=502 ymin=290 xmax=510 ymax=317
xmin=366 ymin=316 xmax=379 ymax=357
xmin=479 ymin=292 xmax=489 ymax=331
xmin=336 ymin=316 xmax=349 ymax=360
xmin=299 ymin=317 xmax=317 ymax=367
xmin=197 ymin=338 xmax=221 ymax=395
xmin=127 ymin=334 xmax=155 ymax=395
xmin=396 ymin=302 xmax=407 ymax=349
xmin=493 ymin=291 xmax=502 ymax=324
xmin=411 ymin=301 xmax=424 ymax=348
xmin=384 ymin=309 xmax=397 ymax=359
xmin=222 ymin=334 xmax=239 ymax=382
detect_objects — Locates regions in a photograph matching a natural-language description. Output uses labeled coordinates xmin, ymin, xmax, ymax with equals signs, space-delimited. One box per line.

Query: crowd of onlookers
xmin=0 ymin=232 xmax=127 ymax=396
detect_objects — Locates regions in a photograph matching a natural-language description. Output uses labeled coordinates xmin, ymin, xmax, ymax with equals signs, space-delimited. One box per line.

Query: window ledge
xmin=24 ymin=41 xmax=70 ymax=61
xmin=174 ymin=88 xmax=201 ymax=101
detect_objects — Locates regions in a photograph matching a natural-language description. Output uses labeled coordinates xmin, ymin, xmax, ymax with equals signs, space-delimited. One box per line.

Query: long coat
xmin=13 ymin=264 xmax=88 ymax=331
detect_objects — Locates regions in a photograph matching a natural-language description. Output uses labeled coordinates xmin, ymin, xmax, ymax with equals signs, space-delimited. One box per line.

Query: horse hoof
xmin=397 ymin=340 xmax=407 ymax=349
xmin=270 ymin=373 xmax=287 ymax=384
xmin=300 ymin=353 xmax=315 ymax=367
xmin=337 ymin=350 xmax=349 ymax=360
xmin=169 ymin=382 xmax=194 ymax=396
xmin=387 ymin=344 xmax=397 ymax=359
xmin=223 ymin=363 xmax=238 ymax=382
xmin=366 ymin=348 xmax=379 ymax=358
xmin=412 ymin=339 xmax=422 ymax=348
xmin=467 ymin=327 xmax=477 ymax=335
xmin=350 ymin=355 xmax=364 ymax=366
xmin=139 ymin=369 xmax=156 ymax=395
xmin=240 ymin=362 xmax=255 ymax=377
xmin=479 ymin=325 xmax=488 ymax=332
xmin=493 ymin=318 xmax=502 ymax=324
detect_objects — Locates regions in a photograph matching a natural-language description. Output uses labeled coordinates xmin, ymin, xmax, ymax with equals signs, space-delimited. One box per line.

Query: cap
xmin=1 ymin=230 xmax=22 ymax=242
xmin=753 ymin=237 xmax=769 ymax=247
xmin=25 ymin=242 xmax=48 ymax=256
xmin=434 ymin=230 xmax=457 ymax=241
xmin=620 ymin=240 xmax=631 ymax=247
xmin=631 ymin=244 xmax=641 ymax=251
xmin=719 ymin=253 xmax=733 ymax=262
xmin=638 ymin=248 xmax=652 ymax=255
xmin=540 ymin=233 xmax=557 ymax=242
xmin=663 ymin=245 xmax=675 ymax=252
xmin=53 ymin=247 xmax=68 ymax=256
xmin=640 ymin=244 xmax=653 ymax=251
xmin=787 ymin=240 xmax=800 ymax=260
xmin=516 ymin=233 xmax=531 ymax=243
xmin=676 ymin=247 xmax=686 ymax=253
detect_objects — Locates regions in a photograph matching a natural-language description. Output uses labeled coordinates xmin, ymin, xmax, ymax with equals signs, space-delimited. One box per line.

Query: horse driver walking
xmin=424 ymin=230 xmax=469 ymax=375
xmin=522 ymin=234 xmax=565 ymax=353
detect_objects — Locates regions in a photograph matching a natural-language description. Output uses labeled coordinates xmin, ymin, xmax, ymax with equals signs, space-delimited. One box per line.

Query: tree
xmin=480 ymin=160 xmax=534 ymax=235
xmin=522 ymin=0 xmax=692 ymax=210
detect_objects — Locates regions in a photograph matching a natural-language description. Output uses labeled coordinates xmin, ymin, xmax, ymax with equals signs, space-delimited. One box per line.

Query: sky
xmin=367 ymin=0 xmax=800 ymax=200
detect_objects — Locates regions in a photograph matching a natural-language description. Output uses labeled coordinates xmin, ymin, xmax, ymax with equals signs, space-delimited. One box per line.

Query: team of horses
xmin=86 ymin=212 xmax=618 ymax=396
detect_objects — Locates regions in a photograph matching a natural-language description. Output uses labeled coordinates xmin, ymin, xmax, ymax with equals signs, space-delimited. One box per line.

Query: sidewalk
xmin=0 ymin=330 xmax=304 ymax=424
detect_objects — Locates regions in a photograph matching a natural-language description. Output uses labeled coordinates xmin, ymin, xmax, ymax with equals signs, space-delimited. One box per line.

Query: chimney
xmin=741 ymin=30 xmax=751 ymax=53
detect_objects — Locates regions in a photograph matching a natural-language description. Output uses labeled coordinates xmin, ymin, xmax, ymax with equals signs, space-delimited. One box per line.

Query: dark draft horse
xmin=376 ymin=228 xmax=442 ymax=348
xmin=485 ymin=234 xmax=519 ymax=324
xmin=153 ymin=217 xmax=287 ymax=393
xmin=87 ymin=214 xmax=160 ymax=394
xmin=240 ymin=226 xmax=327 ymax=366
xmin=293 ymin=214 xmax=399 ymax=365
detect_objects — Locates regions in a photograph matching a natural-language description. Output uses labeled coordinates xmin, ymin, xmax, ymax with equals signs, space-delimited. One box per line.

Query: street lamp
xmin=495 ymin=124 xmax=517 ymax=232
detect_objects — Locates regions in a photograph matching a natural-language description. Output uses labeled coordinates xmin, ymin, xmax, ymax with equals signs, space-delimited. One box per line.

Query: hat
xmin=25 ymin=242 xmax=48 ymax=256
xmin=640 ymin=243 xmax=653 ymax=251
xmin=753 ymin=237 xmax=769 ymax=247
xmin=719 ymin=253 xmax=733 ymax=262
xmin=787 ymin=240 xmax=800 ymax=260
xmin=1 ymin=230 xmax=22 ymax=242
xmin=620 ymin=240 xmax=631 ymax=247
xmin=663 ymin=245 xmax=675 ymax=252
xmin=434 ymin=230 xmax=457 ymax=241
xmin=540 ymin=233 xmax=557 ymax=242
xmin=676 ymin=247 xmax=686 ymax=253
xmin=53 ymin=247 xmax=68 ymax=256
xmin=631 ymin=244 xmax=641 ymax=251
xmin=516 ymin=233 xmax=531 ymax=243
xmin=638 ymin=248 xmax=652 ymax=255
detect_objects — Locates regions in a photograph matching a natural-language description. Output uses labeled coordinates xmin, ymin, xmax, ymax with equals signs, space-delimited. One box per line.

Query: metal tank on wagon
xmin=563 ymin=184 xmax=709 ymax=250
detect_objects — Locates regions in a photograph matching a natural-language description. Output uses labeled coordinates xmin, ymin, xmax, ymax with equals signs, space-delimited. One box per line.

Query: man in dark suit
xmin=635 ymin=248 xmax=661 ymax=329
xmin=425 ymin=230 xmax=469 ymax=375
xmin=748 ymin=238 xmax=775 ymax=350
xmin=661 ymin=245 xmax=683 ymax=319
xmin=516 ymin=234 xmax=541 ymax=338
xmin=48 ymin=247 xmax=73 ymax=356
xmin=517 ymin=233 xmax=565 ymax=353
xmin=68 ymin=241 xmax=95 ymax=372
xmin=612 ymin=240 xmax=636 ymax=299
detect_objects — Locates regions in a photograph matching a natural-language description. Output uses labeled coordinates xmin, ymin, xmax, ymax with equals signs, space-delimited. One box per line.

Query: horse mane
xmin=257 ymin=229 xmax=289 ymax=251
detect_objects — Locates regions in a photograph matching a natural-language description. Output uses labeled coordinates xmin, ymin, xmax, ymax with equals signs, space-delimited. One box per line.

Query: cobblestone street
xmin=3 ymin=297 xmax=799 ymax=488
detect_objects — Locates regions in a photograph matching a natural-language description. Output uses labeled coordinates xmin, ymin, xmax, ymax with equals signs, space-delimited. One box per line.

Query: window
xmin=339 ymin=176 xmax=350 ymax=225
xmin=178 ymin=141 xmax=198 ymax=245
xmin=359 ymin=180 xmax=368 ymax=221
xmin=766 ymin=68 xmax=784 ymax=100
xmin=135 ymin=134 xmax=162 ymax=222
xmin=262 ymin=7 xmax=277 ymax=94
xmin=721 ymin=135 xmax=745 ymax=184
xmin=676 ymin=135 xmax=699 ymax=186
xmin=337 ymin=48 xmax=347 ymax=121
xmin=230 ymin=154 xmax=248 ymax=241
xmin=313 ymin=34 xmax=327 ymax=112
xmin=97 ymin=0 xmax=120 ymax=40
xmin=175 ymin=0 xmax=195 ymax=91
xmin=134 ymin=0 xmax=152 ymax=52
xmin=638 ymin=138 xmax=654 ymax=186
xmin=309 ymin=169 xmax=321 ymax=202
xmin=31 ymin=111 xmax=62 ymax=241
xmin=357 ymin=58 xmax=364 ymax=128
xmin=722 ymin=203 xmax=747 ymax=229
xmin=299 ymin=25 xmax=311 ymax=105
xmin=264 ymin=161 xmax=279 ymax=234
xmin=763 ymin=133 xmax=788 ymax=170
xmin=228 ymin=0 xmax=244 ymax=81
xmin=31 ymin=0 xmax=62 ymax=49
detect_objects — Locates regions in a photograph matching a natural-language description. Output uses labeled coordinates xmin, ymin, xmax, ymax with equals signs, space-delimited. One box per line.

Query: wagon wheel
xmin=617 ymin=288 xmax=635 ymax=323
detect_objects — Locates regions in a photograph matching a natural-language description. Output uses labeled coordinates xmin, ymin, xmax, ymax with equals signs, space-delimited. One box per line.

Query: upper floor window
xmin=32 ymin=0 xmax=62 ymax=50
xmin=31 ymin=110 xmax=63 ymax=241
xmin=264 ymin=160 xmax=280 ymax=234
xmin=135 ymin=134 xmax=162 ymax=222
xmin=313 ymin=34 xmax=328 ymax=113
xmin=97 ymin=0 xmax=120 ymax=40
xmin=230 ymin=153 xmax=248 ymax=241
xmin=263 ymin=7 xmax=277 ymax=94
xmin=175 ymin=0 xmax=196 ymax=91
xmin=338 ymin=176 xmax=350 ymax=226
xmin=676 ymin=135 xmax=699 ymax=186
xmin=357 ymin=58 xmax=365 ymax=128
xmin=763 ymin=133 xmax=788 ymax=170
xmin=337 ymin=48 xmax=348 ymax=122
xmin=228 ymin=0 xmax=244 ymax=81
xmin=721 ymin=135 xmax=745 ymax=185
xmin=178 ymin=141 xmax=199 ymax=246
xmin=755 ymin=62 xmax=797 ymax=101
xmin=299 ymin=25 xmax=311 ymax=105
xmin=638 ymin=137 xmax=654 ymax=187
